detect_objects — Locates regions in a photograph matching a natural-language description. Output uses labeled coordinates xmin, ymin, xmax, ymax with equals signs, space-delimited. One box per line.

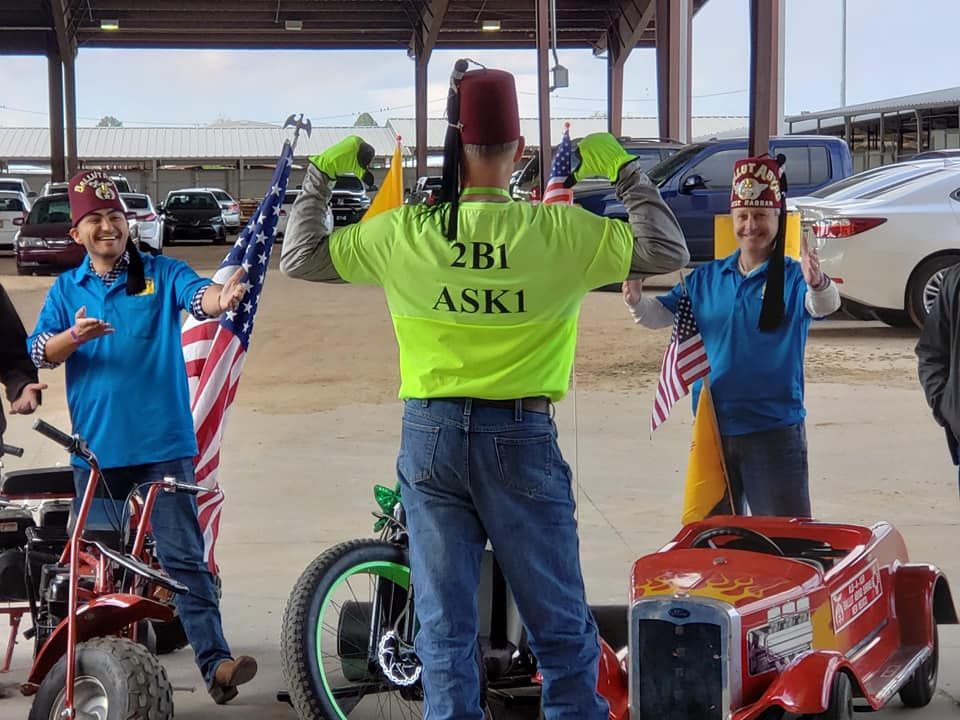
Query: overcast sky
xmin=1 ymin=0 xmax=958 ymax=128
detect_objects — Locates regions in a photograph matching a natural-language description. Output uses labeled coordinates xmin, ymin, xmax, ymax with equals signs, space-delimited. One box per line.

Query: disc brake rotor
xmin=377 ymin=630 xmax=422 ymax=687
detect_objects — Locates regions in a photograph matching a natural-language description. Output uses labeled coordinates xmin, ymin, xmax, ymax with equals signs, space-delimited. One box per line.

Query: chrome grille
xmin=630 ymin=599 xmax=739 ymax=720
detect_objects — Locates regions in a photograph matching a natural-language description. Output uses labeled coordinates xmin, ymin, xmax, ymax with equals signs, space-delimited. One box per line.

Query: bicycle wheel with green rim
xmin=281 ymin=538 xmax=420 ymax=720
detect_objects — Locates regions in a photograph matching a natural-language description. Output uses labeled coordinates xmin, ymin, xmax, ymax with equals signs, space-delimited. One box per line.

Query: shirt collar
xmin=721 ymin=249 xmax=770 ymax=277
xmin=84 ymin=251 xmax=130 ymax=279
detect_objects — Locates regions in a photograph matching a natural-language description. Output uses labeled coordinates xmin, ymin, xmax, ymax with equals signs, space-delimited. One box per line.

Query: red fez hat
xmin=68 ymin=170 xmax=126 ymax=226
xmin=459 ymin=69 xmax=521 ymax=146
xmin=730 ymin=157 xmax=783 ymax=211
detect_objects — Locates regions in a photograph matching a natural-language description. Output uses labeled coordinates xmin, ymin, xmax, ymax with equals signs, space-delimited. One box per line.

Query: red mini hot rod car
xmin=596 ymin=516 xmax=957 ymax=720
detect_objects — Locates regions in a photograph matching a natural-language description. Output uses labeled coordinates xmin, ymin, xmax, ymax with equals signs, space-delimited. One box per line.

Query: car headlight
xmin=19 ymin=237 xmax=46 ymax=248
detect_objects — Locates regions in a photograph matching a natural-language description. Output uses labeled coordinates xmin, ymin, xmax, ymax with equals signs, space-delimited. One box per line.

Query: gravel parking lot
xmin=2 ymin=245 xmax=959 ymax=718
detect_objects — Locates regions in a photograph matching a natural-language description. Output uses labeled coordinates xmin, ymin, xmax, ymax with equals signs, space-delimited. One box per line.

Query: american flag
xmin=651 ymin=292 xmax=710 ymax=432
xmin=181 ymin=140 xmax=293 ymax=571
xmin=542 ymin=124 xmax=574 ymax=205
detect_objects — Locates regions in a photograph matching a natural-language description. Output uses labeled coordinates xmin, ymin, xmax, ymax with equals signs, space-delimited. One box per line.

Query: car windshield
xmin=166 ymin=193 xmax=219 ymax=210
xmin=334 ymin=176 xmax=364 ymax=192
xmin=27 ymin=197 xmax=72 ymax=224
xmin=0 ymin=196 xmax=25 ymax=212
xmin=0 ymin=180 xmax=24 ymax=192
xmin=111 ymin=178 xmax=131 ymax=193
xmin=121 ymin=194 xmax=149 ymax=210
xmin=646 ymin=143 xmax=710 ymax=186
xmin=210 ymin=190 xmax=232 ymax=202
xmin=808 ymin=164 xmax=939 ymax=199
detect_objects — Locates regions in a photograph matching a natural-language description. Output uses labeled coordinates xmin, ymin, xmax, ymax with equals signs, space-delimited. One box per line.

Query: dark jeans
xmin=399 ymin=398 xmax=607 ymax=720
xmin=716 ymin=422 xmax=811 ymax=517
xmin=73 ymin=458 xmax=231 ymax=686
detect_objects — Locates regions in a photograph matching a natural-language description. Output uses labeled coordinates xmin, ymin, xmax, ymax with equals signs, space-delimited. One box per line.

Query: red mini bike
xmin=0 ymin=420 xmax=200 ymax=720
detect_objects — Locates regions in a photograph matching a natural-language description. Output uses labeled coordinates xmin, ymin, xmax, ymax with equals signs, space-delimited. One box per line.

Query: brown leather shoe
xmin=208 ymin=656 xmax=258 ymax=705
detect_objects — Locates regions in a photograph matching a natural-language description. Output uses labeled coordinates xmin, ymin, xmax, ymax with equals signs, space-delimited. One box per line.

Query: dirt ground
xmin=1 ymin=245 xmax=955 ymax=719
xmin=0 ymin=247 xmax=920 ymax=415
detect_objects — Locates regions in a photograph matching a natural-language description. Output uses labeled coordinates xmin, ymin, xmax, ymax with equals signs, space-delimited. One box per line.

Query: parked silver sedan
xmin=122 ymin=192 xmax=164 ymax=255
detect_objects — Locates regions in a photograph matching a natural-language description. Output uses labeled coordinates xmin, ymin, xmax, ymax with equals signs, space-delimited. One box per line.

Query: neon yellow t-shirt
xmin=329 ymin=200 xmax=632 ymax=401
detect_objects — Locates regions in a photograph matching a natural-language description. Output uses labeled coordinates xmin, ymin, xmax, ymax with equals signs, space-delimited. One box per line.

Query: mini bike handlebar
xmin=1 ymin=443 xmax=23 ymax=457
xmin=32 ymin=419 xmax=76 ymax=451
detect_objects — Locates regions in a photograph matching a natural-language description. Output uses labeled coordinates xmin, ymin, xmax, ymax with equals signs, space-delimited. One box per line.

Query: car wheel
xmin=907 ymin=255 xmax=960 ymax=328
xmin=812 ymin=671 xmax=853 ymax=720
xmin=899 ymin=619 xmax=938 ymax=707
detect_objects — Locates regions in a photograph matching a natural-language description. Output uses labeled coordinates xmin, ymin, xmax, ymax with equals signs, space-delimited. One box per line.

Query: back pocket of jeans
xmin=494 ymin=434 xmax=562 ymax=500
xmin=399 ymin=419 xmax=440 ymax=485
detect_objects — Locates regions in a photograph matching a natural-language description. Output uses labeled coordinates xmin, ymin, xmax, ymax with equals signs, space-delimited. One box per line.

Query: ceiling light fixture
xmin=285 ymin=19 xmax=303 ymax=31
xmin=100 ymin=18 xmax=119 ymax=31
xmin=481 ymin=19 xmax=501 ymax=32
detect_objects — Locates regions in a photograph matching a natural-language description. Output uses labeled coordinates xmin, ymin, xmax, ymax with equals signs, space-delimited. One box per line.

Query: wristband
xmin=811 ymin=274 xmax=831 ymax=292
xmin=69 ymin=327 xmax=82 ymax=345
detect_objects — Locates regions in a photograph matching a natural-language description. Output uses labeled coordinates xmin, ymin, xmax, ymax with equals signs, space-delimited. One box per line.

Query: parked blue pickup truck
xmin=576 ymin=135 xmax=854 ymax=262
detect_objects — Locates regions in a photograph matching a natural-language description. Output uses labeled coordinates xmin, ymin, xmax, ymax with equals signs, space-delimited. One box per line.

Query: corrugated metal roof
xmin=785 ymin=87 xmax=960 ymax=123
xmin=386 ymin=117 xmax=750 ymax=148
xmin=0 ymin=126 xmax=402 ymax=161
xmin=0 ymin=117 xmax=750 ymax=162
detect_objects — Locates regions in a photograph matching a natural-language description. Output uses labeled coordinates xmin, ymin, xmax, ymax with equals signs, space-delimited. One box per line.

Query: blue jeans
xmin=717 ymin=422 xmax=811 ymax=517
xmin=398 ymin=398 xmax=607 ymax=720
xmin=73 ymin=458 xmax=231 ymax=686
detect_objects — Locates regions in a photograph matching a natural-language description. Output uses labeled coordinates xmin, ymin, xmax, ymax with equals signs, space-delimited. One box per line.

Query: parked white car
xmin=275 ymin=189 xmax=300 ymax=239
xmin=40 ymin=181 xmax=69 ymax=196
xmin=0 ymin=190 xmax=30 ymax=250
xmin=122 ymin=192 xmax=163 ymax=255
xmin=795 ymin=163 xmax=960 ymax=328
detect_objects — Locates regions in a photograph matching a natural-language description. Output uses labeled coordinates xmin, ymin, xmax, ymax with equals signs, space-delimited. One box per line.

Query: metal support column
xmin=415 ymin=56 xmax=429 ymax=180
xmin=536 ymin=0 xmax=552 ymax=190
xmin=47 ymin=43 xmax=66 ymax=182
xmin=607 ymin=30 xmax=625 ymax=137
xmin=747 ymin=0 xmax=781 ymax=157
xmin=63 ymin=52 xmax=78 ymax=177
xmin=656 ymin=0 xmax=692 ymax=142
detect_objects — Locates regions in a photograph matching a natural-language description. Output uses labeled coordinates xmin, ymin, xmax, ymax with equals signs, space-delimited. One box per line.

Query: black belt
xmin=469 ymin=396 xmax=551 ymax=414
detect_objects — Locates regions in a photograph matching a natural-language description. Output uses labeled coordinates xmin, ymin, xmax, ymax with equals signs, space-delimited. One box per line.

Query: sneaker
xmin=208 ymin=656 xmax=258 ymax=704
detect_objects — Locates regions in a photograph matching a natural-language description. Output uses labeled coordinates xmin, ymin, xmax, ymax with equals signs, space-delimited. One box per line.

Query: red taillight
xmin=138 ymin=212 xmax=157 ymax=221
xmin=228 ymin=203 xmax=239 ymax=211
xmin=811 ymin=217 xmax=887 ymax=239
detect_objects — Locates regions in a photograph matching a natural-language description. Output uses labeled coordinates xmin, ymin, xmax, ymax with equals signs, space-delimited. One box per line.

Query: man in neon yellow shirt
xmin=281 ymin=61 xmax=687 ymax=720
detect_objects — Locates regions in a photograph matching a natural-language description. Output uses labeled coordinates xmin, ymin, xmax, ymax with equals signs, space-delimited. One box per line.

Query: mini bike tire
xmin=28 ymin=636 xmax=173 ymax=720
xmin=281 ymin=538 xmax=411 ymax=720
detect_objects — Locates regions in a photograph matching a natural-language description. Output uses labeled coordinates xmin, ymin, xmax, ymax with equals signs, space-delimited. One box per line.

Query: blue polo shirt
xmin=658 ymin=251 xmax=812 ymax=437
xmin=29 ymin=254 xmax=211 ymax=468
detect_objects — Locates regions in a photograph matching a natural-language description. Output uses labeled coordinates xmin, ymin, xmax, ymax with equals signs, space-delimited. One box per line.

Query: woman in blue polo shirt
xmin=624 ymin=155 xmax=840 ymax=517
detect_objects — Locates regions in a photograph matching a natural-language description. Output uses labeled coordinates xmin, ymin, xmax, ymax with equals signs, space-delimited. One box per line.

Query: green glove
xmin=573 ymin=133 xmax=634 ymax=183
xmin=309 ymin=135 xmax=376 ymax=186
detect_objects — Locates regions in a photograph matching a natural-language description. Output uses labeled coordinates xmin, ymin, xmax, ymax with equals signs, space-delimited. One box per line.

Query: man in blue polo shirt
xmin=624 ymin=156 xmax=840 ymax=516
xmin=27 ymin=170 xmax=256 ymax=704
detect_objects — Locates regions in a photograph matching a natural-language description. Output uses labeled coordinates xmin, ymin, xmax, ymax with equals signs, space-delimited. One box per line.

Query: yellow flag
xmin=681 ymin=381 xmax=732 ymax=523
xmin=362 ymin=140 xmax=403 ymax=222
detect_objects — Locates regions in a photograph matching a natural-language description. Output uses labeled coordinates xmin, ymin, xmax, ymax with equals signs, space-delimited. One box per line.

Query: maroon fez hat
xmin=458 ymin=69 xmax=521 ymax=146
xmin=730 ymin=157 xmax=783 ymax=211
xmin=68 ymin=170 xmax=126 ymax=226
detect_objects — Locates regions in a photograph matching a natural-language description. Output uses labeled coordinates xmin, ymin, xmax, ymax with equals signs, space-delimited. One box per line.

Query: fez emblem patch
xmin=135 ymin=277 xmax=156 ymax=296
xmin=94 ymin=182 xmax=116 ymax=201
xmin=734 ymin=178 xmax=769 ymax=201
